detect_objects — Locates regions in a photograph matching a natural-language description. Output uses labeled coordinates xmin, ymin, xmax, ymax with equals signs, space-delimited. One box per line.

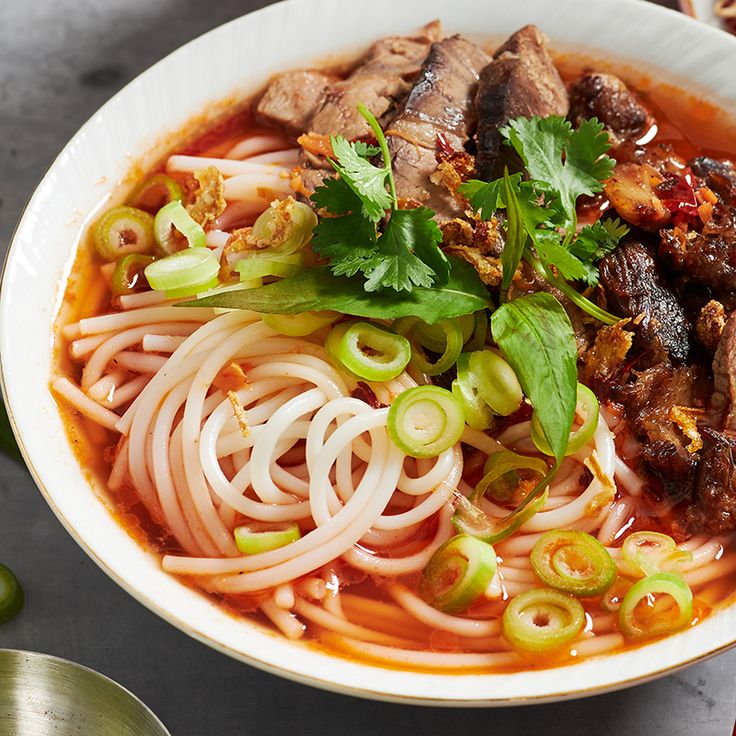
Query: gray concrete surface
xmin=0 ymin=0 xmax=734 ymax=734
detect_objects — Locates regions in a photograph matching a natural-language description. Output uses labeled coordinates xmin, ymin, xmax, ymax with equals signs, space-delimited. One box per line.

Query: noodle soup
xmin=52 ymin=22 xmax=736 ymax=673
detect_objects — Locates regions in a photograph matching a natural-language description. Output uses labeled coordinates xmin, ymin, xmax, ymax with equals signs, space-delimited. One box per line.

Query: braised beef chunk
xmin=695 ymin=299 xmax=727 ymax=353
xmin=568 ymin=73 xmax=652 ymax=145
xmin=309 ymin=25 xmax=441 ymax=140
xmin=690 ymin=156 xmax=736 ymax=206
xmin=659 ymin=204 xmax=736 ymax=295
xmin=475 ymin=25 xmax=568 ymax=180
xmin=255 ymin=70 xmax=335 ymax=136
xmin=386 ymin=35 xmax=490 ymax=220
xmin=684 ymin=428 xmax=736 ymax=534
xmin=615 ymin=363 xmax=704 ymax=492
xmin=599 ymin=237 xmax=691 ymax=364
xmin=711 ymin=312 xmax=736 ymax=431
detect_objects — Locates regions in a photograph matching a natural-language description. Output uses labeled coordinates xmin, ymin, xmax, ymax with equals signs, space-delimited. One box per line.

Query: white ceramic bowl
xmin=3 ymin=0 xmax=736 ymax=706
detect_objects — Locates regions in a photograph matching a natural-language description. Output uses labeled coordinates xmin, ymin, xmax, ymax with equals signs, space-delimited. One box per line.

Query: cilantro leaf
xmin=569 ymin=217 xmax=629 ymax=286
xmin=311 ymin=177 xmax=363 ymax=215
xmin=500 ymin=116 xmax=615 ymax=229
xmin=459 ymin=175 xmax=520 ymax=219
xmin=532 ymin=230 xmax=589 ymax=283
xmin=363 ymin=208 xmax=443 ymax=292
xmin=353 ymin=141 xmax=381 ymax=158
xmin=311 ymin=211 xmax=377 ymax=278
xmin=329 ymin=135 xmax=392 ymax=221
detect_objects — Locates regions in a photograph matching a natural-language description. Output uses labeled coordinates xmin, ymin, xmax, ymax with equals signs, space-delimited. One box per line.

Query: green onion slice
xmin=262 ymin=311 xmax=339 ymax=337
xmin=452 ymin=353 xmax=494 ymax=431
xmin=531 ymin=529 xmax=616 ymax=597
xmin=474 ymin=451 xmax=548 ymax=503
xmin=335 ymin=322 xmax=411 ymax=382
xmin=0 ymin=563 xmax=24 ymax=625
xmin=502 ymin=588 xmax=585 ymax=653
xmin=325 ymin=321 xmax=356 ymax=364
xmin=394 ymin=317 xmax=464 ymax=376
xmin=419 ymin=534 xmax=497 ymax=613
xmin=129 ymin=173 xmax=183 ymax=213
xmin=110 ymin=254 xmax=155 ymax=296
xmin=387 ymin=386 xmax=465 ymax=458
xmin=468 ymin=350 xmax=523 ymax=417
xmin=621 ymin=532 xmax=693 ymax=578
xmin=531 ymin=382 xmax=599 ymax=457
xmin=234 ymin=522 xmax=301 ymax=555
xmin=452 ymin=489 xmax=548 ymax=545
xmin=618 ymin=572 xmax=693 ymax=640
xmin=154 ymin=200 xmax=206 ymax=255
xmin=93 ymin=205 xmax=156 ymax=262
xmin=410 ymin=314 xmax=474 ymax=353
xmin=235 ymin=253 xmax=304 ymax=282
xmin=144 ymin=247 xmax=220 ymax=297
xmin=250 ymin=197 xmax=318 ymax=255
xmin=464 ymin=310 xmax=489 ymax=352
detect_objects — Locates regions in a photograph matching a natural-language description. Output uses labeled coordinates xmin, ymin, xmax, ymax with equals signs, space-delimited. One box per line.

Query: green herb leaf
xmin=353 ymin=141 xmax=381 ymax=158
xmin=500 ymin=171 xmax=527 ymax=290
xmin=500 ymin=116 xmax=615 ymax=229
xmin=328 ymin=135 xmax=393 ymax=221
xmin=310 ymin=177 xmax=363 ymax=215
xmin=532 ymin=230 xmax=589 ymax=283
xmin=311 ymin=208 xmax=378 ymax=278
xmin=182 ymin=257 xmax=490 ymax=324
xmin=569 ymin=217 xmax=629 ymax=285
xmin=459 ymin=174 xmax=521 ymax=219
xmin=491 ymin=292 xmax=578 ymax=461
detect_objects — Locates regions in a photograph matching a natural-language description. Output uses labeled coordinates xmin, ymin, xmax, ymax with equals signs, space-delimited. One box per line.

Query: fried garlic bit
xmin=214 ymin=362 xmax=250 ymax=392
xmin=227 ymin=390 xmax=250 ymax=438
xmin=584 ymin=451 xmax=617 ymax=518
xmin=669 ymin=405 xmax=704 ymax=454
xmin=187 ymin=166 xmax=226 ymax=227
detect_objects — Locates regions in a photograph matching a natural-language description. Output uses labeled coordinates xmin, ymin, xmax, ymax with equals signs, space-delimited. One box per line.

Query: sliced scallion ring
xmin=110 ymin=254 xmax=155 ymax=296
xmin=410 ymin=314 xmax=474 ymax=354
xmin=531 ymin=529 xmax=616 ymax=597
xmin=463 ymin=310 xmax=489 ymax=351
xmin=419 ymin=534 xmax=497 ymax=613
xmin=154 ymin=200 xmax=206 ymax=255
xmin=394 ymin=317 xmax=464 ymax=376
xmin=468 ymin=350 xmax=523 ymax=416
xmin=234 ymin=522 xmax=301 ymax=555
xmin=387 ymin=386 xmax=465 ymax=458
xmin=452 ymin=490 xmax=548 ymax=545
xmin=618 ymin=572 xmax=693 ymax=640
xmin=250 ymin=197 xmax=317 ymax=255
xmin=620 ymin=531 xmax=693 ymax=578
xmin=235 ymin=253 xmax=304 ymax=282
xmin=451 ymin=353 xmax=494 ymax=431
xmin=129 ymin=173 xmax=183 ymax=213
xmin=0 ymin=563 xmax=23 ymax=625
xmin=262 ymin=311 xmax=339 ymax=337
xmin=531 ymin=382 xmax=599 ymax=457
xmin=474 ymin=451 xmax=548 ymax=503
xmin=335 ymin=322 xmax=411 ymax=382
xmin=93 ymin=205 xmax=156 ymax=261
xmin=144 ymin=247 xmax=220 ymax=297
xmin=502 ymin=588 xmax=585 ymax=653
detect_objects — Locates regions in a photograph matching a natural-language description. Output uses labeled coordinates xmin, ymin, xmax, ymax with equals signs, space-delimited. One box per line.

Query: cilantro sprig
xmin=459 ymin=116 xmax=627 ymax=324
xmin=311 ymin=104 xmax=449 ymax=293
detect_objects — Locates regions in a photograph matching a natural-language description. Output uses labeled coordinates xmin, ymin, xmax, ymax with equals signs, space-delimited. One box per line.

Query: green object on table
xmin=0 ymin=400 xmax=22 ymax=463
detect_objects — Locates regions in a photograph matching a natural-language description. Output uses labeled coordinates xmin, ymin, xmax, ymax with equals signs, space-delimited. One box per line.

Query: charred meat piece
xmin=711 ymin=311 xmax=736 ymax=431
xmin=255 ymin=70 xmax=336 ymax=136
xmin=690 ymin=156 xmax=736 ymax=206
xmin=568 ymin=73 xmax=653 ymax=145
xmin=474 ymin=25 xmax=568 ymax=181
xmin=659 ymin=204 xmax=736 ymax=295
xmin=386 ymin=35 xmax=490 ymax=220
xmin=604 ymin=163 xmax=670 ymax=230
xmin=309 ymin=23 xmax=441 ymax=140
xmin=599 ymin=237 xmax=691 ymax=364
xmin=684 ymin=427 xmax=736 ymax=534
xmin=615 ymin=363 xmax=705 ymax=493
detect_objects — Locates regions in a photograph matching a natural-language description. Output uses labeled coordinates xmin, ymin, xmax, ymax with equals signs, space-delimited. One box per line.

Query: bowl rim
xmin=3 ymin=0 xmax=736 ymax=706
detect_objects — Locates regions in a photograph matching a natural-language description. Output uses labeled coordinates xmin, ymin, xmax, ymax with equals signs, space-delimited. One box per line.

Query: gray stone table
xmin=0 ymin=0 xmax=734 ymax=733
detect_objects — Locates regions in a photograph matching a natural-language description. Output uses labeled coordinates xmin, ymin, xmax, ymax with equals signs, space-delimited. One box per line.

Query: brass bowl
xmin=0 ymin=650 xmax=170 ymax=736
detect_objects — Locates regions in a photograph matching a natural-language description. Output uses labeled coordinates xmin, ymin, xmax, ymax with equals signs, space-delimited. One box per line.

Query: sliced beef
xmin=386 ymin=35 xmax=490 ymax=220
xmin=690 ymin=156 xmax=736 ymax=206
xmin=659 ymin=204 xmax=736 ymax=296
xmin=711 ymin=311 xmax=736 ymax=431
xmin=599 ymin=237 xmax=691 ymax=364
xmin=474 ymin=25 xmax=569 ymax=181
xmin=684 ymin=427 xmax=736 ymax=534
xmin=255 ymin=70 xmax=335 ymax=136
xmin=309 ymin=23 xmax=441 ymax=140
xmin=568 ymin=73 xmax=653 ymax=145
xmin=615 ymin=363 xmax=704 ymax=494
